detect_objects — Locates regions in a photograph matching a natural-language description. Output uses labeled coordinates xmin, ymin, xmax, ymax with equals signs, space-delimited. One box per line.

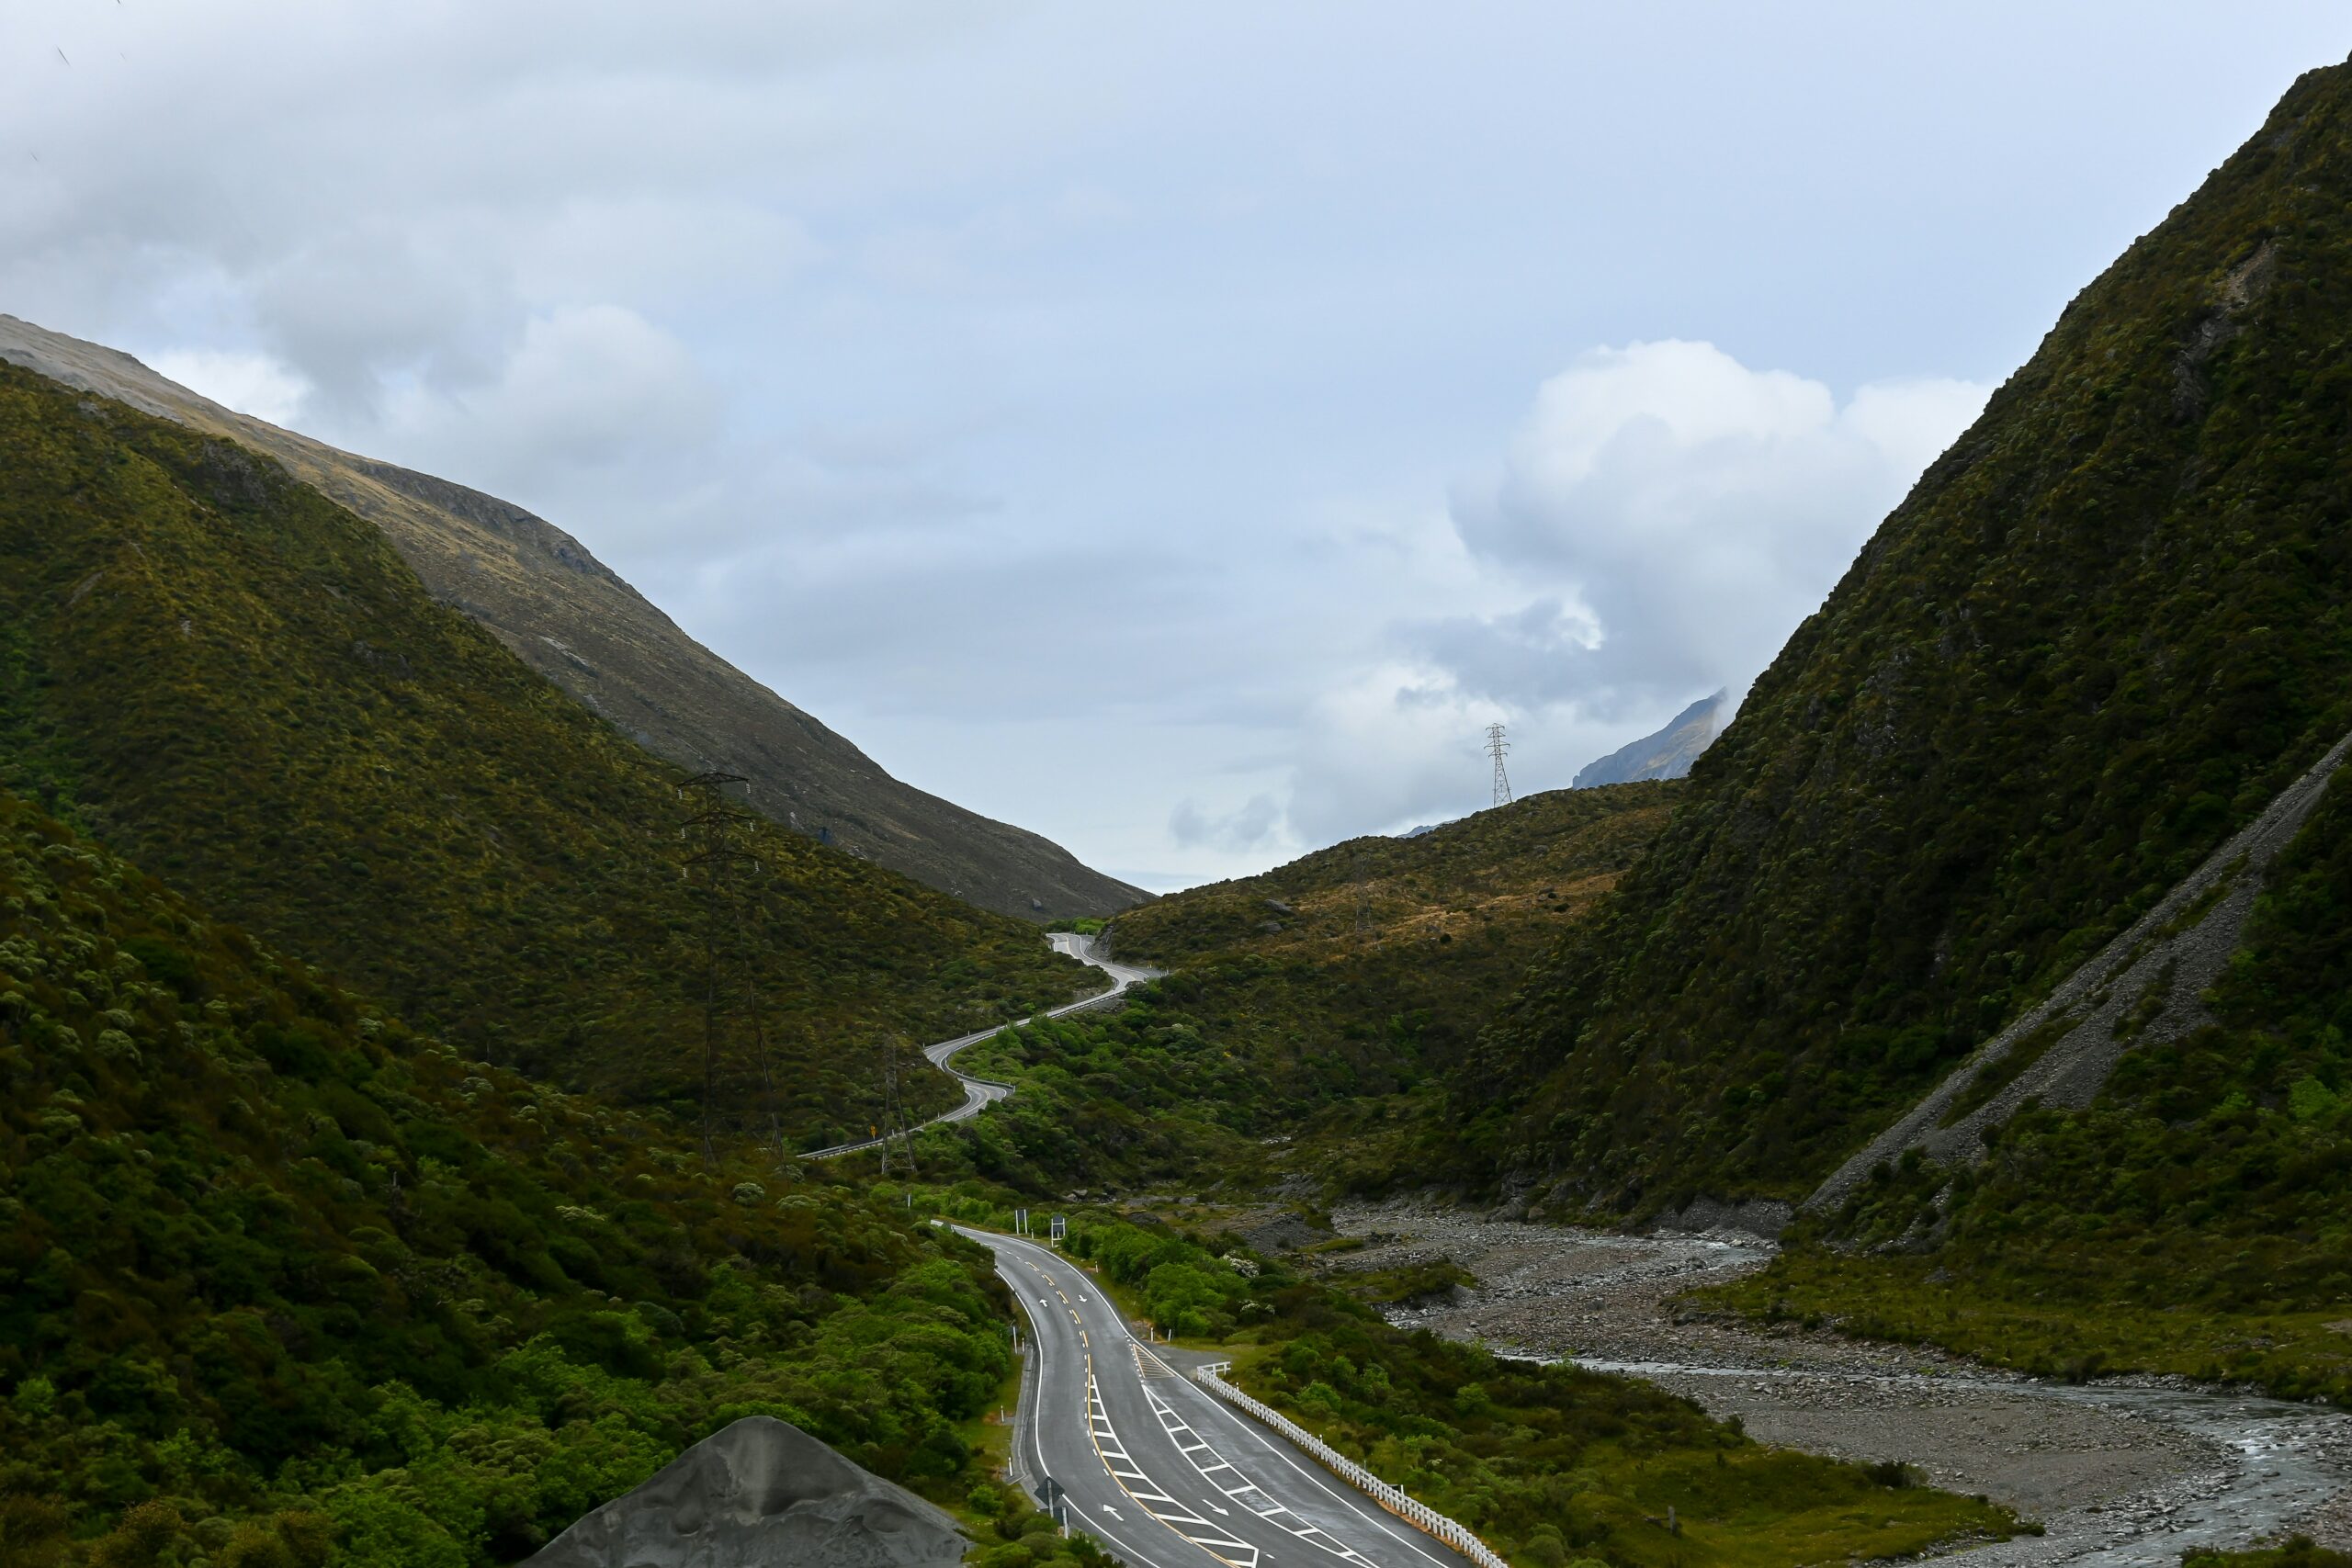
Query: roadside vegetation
xmin=1461 ymin=58 xmax=2352 ymax=1216
xmin=930 ymin=785 xmax=1678 ymax=1197
xmin=1058 ymin=1213 xmax=2023 ymax=1568
xmin=0 ymin=361 xmax=1089 ymax=1147
xmin=0 ymin=788 xmax=1033 ymax=1565
xmin=1704 ymin=766 xmax=2352 ymax=1402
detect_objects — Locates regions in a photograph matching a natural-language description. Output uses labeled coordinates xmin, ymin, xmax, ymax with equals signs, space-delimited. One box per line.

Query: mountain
xmin=0 ymin=784 xmax=1023 ymax=1563
xmin=0 ymin=359 xmax=1088 ymax=1143
xmin=1464 ymin=56 xmax=2352 ymax=1217
xmin=1570 ymin=690 xmax=1726 ymax=787
xmin=933 ymin=784 xmax=1679 ymax=1194
xmin=1110 ymin=784 xmax=1677 ymax=969
xmin=0 ymin=314 xmax=1146 ymax=923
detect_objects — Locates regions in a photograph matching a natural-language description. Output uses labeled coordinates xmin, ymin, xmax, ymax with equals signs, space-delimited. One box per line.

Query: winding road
xmin=802 ymin=933 xmax=1159 ymax=1160
xmin=964 ymin=1226 xmax=1477 ymax=1568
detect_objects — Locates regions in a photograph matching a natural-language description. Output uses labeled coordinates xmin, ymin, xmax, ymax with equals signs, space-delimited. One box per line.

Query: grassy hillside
xmin=1467 ymin=58 xmax=2352 ymax=1213
xmin=0 ymin=313 xmax=1148 ymax=922
xmin=1035 ymin=1210 xmax=2022 ymax=1567
xmin=0 ymin=363 xmax=1089 ymax=1147
xmin=1704 ymin=761 xmax=2352 ymax=1402
xmin=0 ymin=785 xmax=1022 ymax=1566
xmin=1110 ymin=784 xmax=1675 ymax=968
xmin=935 ymin=786 xmax=1677 ymax=1196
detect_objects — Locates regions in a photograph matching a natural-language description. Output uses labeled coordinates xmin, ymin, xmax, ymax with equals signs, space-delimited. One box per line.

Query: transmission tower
xmin=1486 ymin=723 xmax=1512 ymax=807
xmin=874 ymin=1037 xmax=919 ymax=1179
xmin=678 ymin=771 xmax=786 ymax=1165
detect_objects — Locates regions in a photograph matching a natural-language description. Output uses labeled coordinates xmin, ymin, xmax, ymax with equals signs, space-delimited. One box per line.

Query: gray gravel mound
xmin=526 ymin=1416 xmax=965 ymax=1568
xmin=1809 ymin=723 xmax=2352 ymax=1213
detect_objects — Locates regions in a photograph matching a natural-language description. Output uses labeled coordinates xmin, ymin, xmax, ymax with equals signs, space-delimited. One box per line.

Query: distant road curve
xmin=801 ymin=932 xmax=1159 ymax=1160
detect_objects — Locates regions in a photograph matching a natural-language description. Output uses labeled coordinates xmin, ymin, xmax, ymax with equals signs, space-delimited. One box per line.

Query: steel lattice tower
xmin=1486 ymin=723 xmax=1512 ymax=807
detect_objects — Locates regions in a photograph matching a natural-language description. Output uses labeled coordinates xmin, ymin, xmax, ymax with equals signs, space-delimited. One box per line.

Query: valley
xmin=1313 ymin=1206 xmax=2352 ymax=1564
xmin=8 ymin=28 xmax=2352 ymax=1568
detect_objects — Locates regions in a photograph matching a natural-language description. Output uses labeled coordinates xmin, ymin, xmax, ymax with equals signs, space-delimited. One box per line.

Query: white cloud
xmin=143 ymin=348 xmax=311 ymax=427
xmin=1170 ymin=794 xmax=1283 ymax=853
xmin=6 ymin=1 xmax=2296 ymax=888
xmin=1437 ymin=340 xmax=1989 ymax=719
xmin=351 ymin=304 xmax=718 ymax=502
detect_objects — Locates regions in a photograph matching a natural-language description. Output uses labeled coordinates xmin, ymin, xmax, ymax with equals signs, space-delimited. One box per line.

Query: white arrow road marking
xmin=1135 ymin=1349 xmax=1372 ymax=1568
xmin=1102 ymin=1506 xmax=1123 ymax=1519
xmin=1087 ymin=1359 xmax=1261 ymax=1568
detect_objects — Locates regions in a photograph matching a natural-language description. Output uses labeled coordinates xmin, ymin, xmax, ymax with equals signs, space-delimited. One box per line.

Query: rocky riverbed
xmin=1319 ymin=1203 xmax=2352 ymax=1563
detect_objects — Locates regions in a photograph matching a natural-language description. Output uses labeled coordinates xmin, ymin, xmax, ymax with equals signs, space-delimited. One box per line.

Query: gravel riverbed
xmin=1320 ymin=1203 xmax=2352 ymax=1563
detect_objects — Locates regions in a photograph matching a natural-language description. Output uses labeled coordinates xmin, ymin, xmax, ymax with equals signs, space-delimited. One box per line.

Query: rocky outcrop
xmin=0 ymin=314 xmax=1148 ymax=922
xmin=526 ymin=1416 xmax=965 ymax=1568
xmin=1808 ymin=723 xmax=2352 ymax=1213
xmin=1571 ymin=691 xmax=1725 ymax=787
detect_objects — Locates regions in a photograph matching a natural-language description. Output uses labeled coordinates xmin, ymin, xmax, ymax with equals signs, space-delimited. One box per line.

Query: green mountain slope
xmin=0 ymin=363 xmax=1086 ymax=1146
xmin=1111 ymin=784 xmax=1676 ymax=969
xmin=938 ymin=785 xmax=1677 ymax=1195
xmin=0 ymin=785 xmax=1018 ymax=1565
xmin=1712 ymin=756 xmax=2352 ymax=1400
xmin=1466 ymin=56 xmax=2352 ymax=1213
xmin=0 ymin=313 xmax=1148 ymax=923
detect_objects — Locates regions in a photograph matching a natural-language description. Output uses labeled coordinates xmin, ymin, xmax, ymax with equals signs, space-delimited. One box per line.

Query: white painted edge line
xmin=1193 ymin=1363 xmax=1510 ymax=1568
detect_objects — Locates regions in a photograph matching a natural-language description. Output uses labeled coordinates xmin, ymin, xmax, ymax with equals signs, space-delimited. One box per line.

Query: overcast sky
xmin=5 ymin=5 xmax=2346 ymax=890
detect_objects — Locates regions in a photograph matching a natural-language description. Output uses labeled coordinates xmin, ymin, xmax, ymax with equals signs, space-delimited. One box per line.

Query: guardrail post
xmin=1192 ymin=1363 xmax=1511 ymax=1568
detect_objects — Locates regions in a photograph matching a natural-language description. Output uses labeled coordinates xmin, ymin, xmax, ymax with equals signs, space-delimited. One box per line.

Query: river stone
xmin=526 ymin=1416 xmax=966 ymax=1568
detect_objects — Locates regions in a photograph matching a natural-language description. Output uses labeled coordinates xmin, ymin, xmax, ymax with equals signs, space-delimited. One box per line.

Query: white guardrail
xmin=1194 ymin=1362 xmax=1512 ymax=1568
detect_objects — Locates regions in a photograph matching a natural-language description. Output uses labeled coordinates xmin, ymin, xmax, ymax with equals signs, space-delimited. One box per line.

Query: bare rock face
xmin=526 ymin=1416 xmax=966 ymax=1568
xmin=1571 ymin=690 xmax=1726 ymax=788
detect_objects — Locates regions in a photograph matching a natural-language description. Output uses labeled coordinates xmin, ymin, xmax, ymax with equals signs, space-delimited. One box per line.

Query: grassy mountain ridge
xmin=0 ymin=313 xmax=1146 ymax=922
xmin=0 ymin=783 xmax=1021 ymax=1566
xmin=935 ymin=786 xmax=1678 ymax=1196
xmin=1703 ymin=758 xmax=2352 ymax=1401
xmin=1109 ymin=784 xmax=1676 ymax=967
xmin=0 ymin=361 xmax=1087 ymax=1146
xmin=1466 ymin=56 xmax=2352 ymax=1213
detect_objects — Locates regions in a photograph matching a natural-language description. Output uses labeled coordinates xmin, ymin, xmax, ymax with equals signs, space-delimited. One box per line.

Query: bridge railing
xmin=1193 ymin=1362 xmax=1511 ymax=1568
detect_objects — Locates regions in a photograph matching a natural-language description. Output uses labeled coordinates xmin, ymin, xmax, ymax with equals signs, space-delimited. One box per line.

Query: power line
xmin=875 ymin=1036 xmax=920 ymax=1180
xmin=1486 ymin=722 xmax=1512 ymax=807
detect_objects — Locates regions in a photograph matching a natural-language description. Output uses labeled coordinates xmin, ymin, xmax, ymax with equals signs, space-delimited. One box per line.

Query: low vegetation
xmin=2185 ymin=1540 xmax=2352 ymax=1568
xmin=1058 ymin=1214 xmax=2023 ymax=1568
xmin=1464 ymin=58 xmax=2352 ymax=1213
xmin=0 ymin=363 xmax=1089 ymax=1146
xmin=1706 ymin=766 xmax=2352 ymax=1401
xmin=928 ymin=787 xmax=1677 ymax=1197
xmin=0 ymin=787 xmax=1027 ymax=1565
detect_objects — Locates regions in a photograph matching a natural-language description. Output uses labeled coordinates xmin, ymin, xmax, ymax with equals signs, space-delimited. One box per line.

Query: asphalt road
xmin=803 ymin=933 xmax=1159 ymax=1160
xmin=965 ymin=1226 xmax=1476 ymax=1568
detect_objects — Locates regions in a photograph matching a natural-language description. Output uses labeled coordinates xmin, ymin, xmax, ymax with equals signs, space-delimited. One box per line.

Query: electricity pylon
xmin=875 ymin=1036 xmax=919 ymax=1179
xmin=1486 ymin=723 xmax=1512 ymax=807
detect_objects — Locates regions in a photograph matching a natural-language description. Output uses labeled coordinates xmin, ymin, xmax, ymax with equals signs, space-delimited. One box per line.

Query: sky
xmin=4 ymin=5 xmax=2346 ymax=891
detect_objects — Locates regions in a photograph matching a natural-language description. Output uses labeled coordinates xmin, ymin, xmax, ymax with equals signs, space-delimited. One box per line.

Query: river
xmin=1324 ymin=1205 xmax=2352 ymax=1562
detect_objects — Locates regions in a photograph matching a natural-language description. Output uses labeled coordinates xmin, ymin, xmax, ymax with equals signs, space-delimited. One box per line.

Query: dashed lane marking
xmin=1134 ymin=1348 xmax=1372 ymax=1568
xmin=1087 ymin=1356 xmax=1261 ymax=1568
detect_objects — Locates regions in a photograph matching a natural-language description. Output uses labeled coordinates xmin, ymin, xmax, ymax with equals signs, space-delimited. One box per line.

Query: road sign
xmin=1049 ymin=1213 xmax=1067 ymax=1241
xmin=1014 ymin=1208 xmax=1029 ymax=1236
